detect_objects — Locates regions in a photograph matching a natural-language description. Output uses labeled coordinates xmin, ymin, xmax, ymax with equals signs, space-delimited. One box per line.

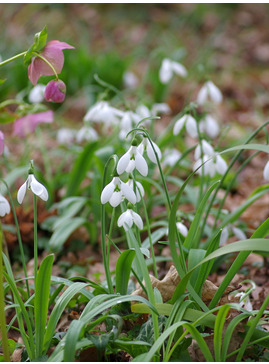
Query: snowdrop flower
xmin=28 ymin=40 xmax=74 ymax=85
xmin=57 ymin=128 xmax=76 ymax=145
xmin=13 ymin=111 xmax=54 ymax=138
xmin=76 ymin=126 xmax=99 ymax=143
xmin=162 ymin=148 xmax=182 ymax=167
xmin=235 ymin=292 xmax=253 ymax=311
xmin=173 ymin=114 xmax=198 ymax=138
xmin=101 ymin=176 xmax=136 ymax=207
xmin=117 ymin=142 xmax=148 ymax=176
xmin=0 ymin=194 xmax=10 ymax=217
xmin=17 ymin=174 xmax=48 ymax=204
xmin=194 ymin=140 xmax=214 ymax=160
xmin=199 ymin=115 xmax=220 ymax=139
xmin=193 ymin=154 xmax=227 ymax=178
xmin=119 ymin=111 xmax=140 ymax=140
xmin=152 ymin=103 xmax=171 ymax=115
xmin=29 ymin=84 xmax=46 ymax=103
xmin=123 ymin=71 xmax=138 ymax=89
xmin=138 ymin=137 xmax=162 ymax=164
xmin=263 ymin=161 xmax=269 ymax=181
xmin=197 ymin=81 xmax=223 ymax=105
xmin=126 ymin=178 xmax=145 ymax=203
xmin=159 ymin=58 xmax=187 ymax=84
xmin=176 ymin=222 xmax=188 ymax=237
xmin=118 ymin=209 xmax=143 ymax=231
xmin=84 ymin=101 xmax=124 ymax=126
xmin=0 ymin=131 xmax=4 ymax=155
xmin=220 ymin=225 xmax=247 ymax=246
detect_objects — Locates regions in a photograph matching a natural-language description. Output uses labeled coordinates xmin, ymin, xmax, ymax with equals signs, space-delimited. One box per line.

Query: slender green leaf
xmin=115 ymin=249 xmax=136 ymax=294
xmin=214 ymin=305 xmax=231 ymax=361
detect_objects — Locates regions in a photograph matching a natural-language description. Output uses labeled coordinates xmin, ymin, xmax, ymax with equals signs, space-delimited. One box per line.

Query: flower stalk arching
xmin=101 ymin=154 xmax=119 ymax=294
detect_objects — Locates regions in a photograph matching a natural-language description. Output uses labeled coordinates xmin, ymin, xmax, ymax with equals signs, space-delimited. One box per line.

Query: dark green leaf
xmin=115 ymin=249 xmax=136 ymax=295
xmin=24 ymin=26 xmax=48 ymax=65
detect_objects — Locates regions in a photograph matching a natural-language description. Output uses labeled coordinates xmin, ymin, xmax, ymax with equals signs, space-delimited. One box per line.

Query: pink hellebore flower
xmin=13 ymin=111 xmax=53 ymax=137
xmin=0 ymin=131 xmax=4 ymax=155
xmin=45 ymin=80 xmax=66 ymax=103
xmin=28 ymin=40 xmax=74 ymax=85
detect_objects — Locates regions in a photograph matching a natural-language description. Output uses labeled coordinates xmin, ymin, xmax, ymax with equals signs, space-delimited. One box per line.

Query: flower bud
xmin=44 ymin=80 xmax=66 ymax=103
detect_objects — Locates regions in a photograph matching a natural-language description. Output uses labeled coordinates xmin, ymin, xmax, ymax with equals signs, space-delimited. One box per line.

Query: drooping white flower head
xmin=173 ymin=114 xmax=198 ymax=138
xmin=57 ymin=128 xmax=76 ymax=146
xmin=84 ymin=101 xmax=124 ymax=126
xmin=162 ymin=148 xmax=182 ymax=167
xmin=263 ymin=161 xmax=269 ymax=181
xmin=17 ymin=174 xmax=48 ymax=204
xmin=159 ymin=58 xmax=187 ymax=84
xmin=100 ymin=176 xmax=136 ymax=207
xmin=118 ymin=209 xmax=143 ymax=231
xmin=199 ymin=115 xmax=220 ymax=139
xmin=220 ymin=224 xmax=247 ymax=246
xmin=197 ymin=81 xmax=223 ymax=105
xmin=176 ymin=222 xmax=188 ymax=237
xmin=152 ymin=103 xmax=171 ymax=116
xmin=123 ymin=71 xmax=139 ymax=89
xmin=117 ymin=143 xmax=148 ymax=176
xmin=137 ymin=137 xmax=162 ymax=164
xmin=194 ymin=140 xmax=214 ymax=160
xmin=0 ymin=194 xmax=10 ymax=217
xmin=126 ymin=178 xmax=145 ymax=203
xmin=76 ymin=126 xmax=99 ymax=143
xmin=119 ymin=111 xmax=141 ymax=140
xmin=193 ymin=154 xmax=227 ymax=178
xmin=29 ymin=84 xmax=46 ymax=103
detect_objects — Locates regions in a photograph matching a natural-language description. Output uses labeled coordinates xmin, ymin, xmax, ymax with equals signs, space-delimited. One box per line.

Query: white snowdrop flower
xmin=197 ymin=81 xmax=223 ymax=105
xmin=152 ymin=103 xmax=171 ymax=115
xmin=220 ymin=224 xmax=246 ymax=246
xmin=117 ymin=145 xmax=148 ymax=176
xmin=0 ymin=194 xmax=10 ymax=217
xmin=126 ymin=178 xmax=145 ymax=203
xmin=76 ymin=126 xmax=99 ymax=143
xmin=119 ymin=111 xmax=141 ymax=140
xmin=193 ymin=154 xmax=227 ymax=177
xmin=101 ymin=176 xmax=136 ymax=207
xmin=17 ymin=174 xmax=48 ymax=204
xmin=138 ymin=137 xmax=162 ymax=164
xmin=220 ymin=227 xmax=229 ymax=246
xmin=123 ymin=71 xmax=138 ymax=89
xmin=84 ymin=101 xmax=124 ymax=125
xmin=263 ymin=161 xmax=269 ymax=181
xmin=29 ymin=84 xmax=46 ymax=103
xmin=235 ymin=292 xmax=253 ymax=311
xmin=173 ymin=114 xmax=198 ymax=138
xmin=57 ymin=128 xmax=76 ymax=146
xmin=162 ymin=148 xmax=182 ymax=167
xmin=159 ymin=58 xmax=187 ymax=84
xmin=176 ymin=222 xmax=188 ymax=237
xmin=231 ymin=227 xmax=247 ymax=241
xmin=194 ymin=140 xmax=214 ymax=160
xmin=118 ymin=209 xmax=143 ymax=231
xmin=199 ymin=115 xmax=220 ymax=139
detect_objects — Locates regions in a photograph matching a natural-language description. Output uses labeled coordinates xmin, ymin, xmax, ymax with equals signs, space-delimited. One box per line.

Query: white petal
xmin=146 ymin=140 xmax=162 ymax=164
xmin=101 ymin=180 xmax=115 ymax=204
xmin=118 ymin=210 xmax=133 ymax=231
xmin=204 ymin=115 xmax=219 ymax=139
xmin=137 ymin=139 xmax=146 ymax=155
xmin=125 ymin=159 xmax=136 ymax=174
xmin=201 ymin=140 xmax=214 ymax=156
xmin=263 ymin=161 xmax=269 ymax=181
xmin=197 ymin=85 xmax=208 ymax=105
xmin=232 ymin=227 xmax=247 ymax=241
xmin=194 ymin=144 xmax=202 ymax=161
xmin=208 ymin=81 xmax=223 ymax=104
xmin=215 ymin=155 xmax=228 ymax=175
xmin=0 ymin=195 xmax=10 ymax=216
xmin=131 ymin=211 xmax=143 ymax=230
xmin=171 ymin=61 xmax=188 ymax=78
xmin=220 ymin=227 xmax=229 ymax=246
xmin=39 ymin=188 xmax=49 ymax=202
xmin=205 ymin=158 xmax=216 ymax=177
xmin=121 ymin=182 xmax=136 ymax=204
xmin=109 ymin=191 xmax=122 ymax=207
xmin=135 ymin=152 xmax=148 ymax=176
xmin=135 ymin=181 xmax=145 ymax=202
xmin=185 ymin=116 xmax=198 ymax=138
xmin=159 ymin=59 xmax=173 ymax=84
xmin=173 ymin=117 xmax=185 ymax=135
xmin=30 ymin=176 xmax=47 ymax=197
xmin=176 ymin=222 xmax=188 ymax=237
xmin=193 ymin=159 xmax=203 ymax=176
xmin=117 ymin=150 xmax=131 ymax=175
xmin=17 ymin=181 xmax=27 ymax=204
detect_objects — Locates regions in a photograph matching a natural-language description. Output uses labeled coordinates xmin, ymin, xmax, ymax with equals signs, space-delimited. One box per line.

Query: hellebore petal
xmin=17 ymin=181 xmax=27 ymax=204
xmin=0 ymin=131 xmax=4 ymax=155
xmin=28 ymin=40 xmax=74 ymax=85
xmin=44 ymin=80 xmax=66 ymax=103
xmin=13 ymin=111 xmax=54 ymax=137
xmin=0 ymin=194 xmax=10 ymax=217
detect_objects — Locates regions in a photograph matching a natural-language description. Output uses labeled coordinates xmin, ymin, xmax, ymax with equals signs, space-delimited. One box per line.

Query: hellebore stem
xmin=0 ymin=52 xmax=26 ymax=67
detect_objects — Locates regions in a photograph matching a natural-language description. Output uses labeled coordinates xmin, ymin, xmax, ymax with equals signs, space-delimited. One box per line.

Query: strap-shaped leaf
xmin=115 ymin=249 xmax=136 ymax=295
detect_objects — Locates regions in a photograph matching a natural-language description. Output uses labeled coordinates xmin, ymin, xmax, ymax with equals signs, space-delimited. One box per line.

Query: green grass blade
xmin=214 ymin=304 xmax=231 ymax=361
xmin=63 ymin=320 xmax=85 ymax=362
xmin=34 ymin=254 xmax=54 ymax=358
xmin=115 ymin=249 xmax=136 ymax=294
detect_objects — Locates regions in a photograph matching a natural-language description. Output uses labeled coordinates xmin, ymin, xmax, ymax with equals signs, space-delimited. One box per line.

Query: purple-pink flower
xmin=0 ymin=131 xmax=4 ymax=155
xmin=44 ymin=80 xmax=66 ymax=103
xmin=28 ymin=40 xmax=74 ymax=85
xmin=13 ymin=111 xmax=54 ymax=137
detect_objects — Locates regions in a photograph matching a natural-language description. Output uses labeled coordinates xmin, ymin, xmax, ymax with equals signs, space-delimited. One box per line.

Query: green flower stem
xmin=33 ymin=194 xmax=38 ymax=282
xmin=32 ymin=52 xmax=59 ymax=80
xmin=0 ymin=52 xmax=26 ymax=67
xmin=106 ymin=207 xmax=116 ymax=273
xmin=0 ymin=99 xmax=24 ymax=109
xmin=0 ymin=222 xmax=10 ymax=362
xmin=0 ymin=180 xmax=30 ymax=299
